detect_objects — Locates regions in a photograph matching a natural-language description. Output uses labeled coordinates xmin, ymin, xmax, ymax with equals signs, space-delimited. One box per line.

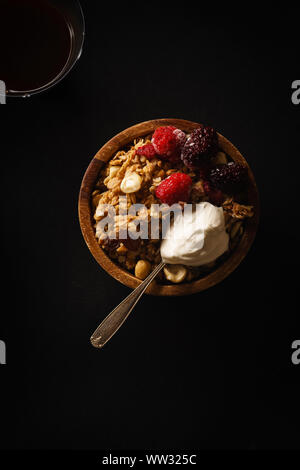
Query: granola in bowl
xmin=92 ymin=124 xmax=254 ymax=285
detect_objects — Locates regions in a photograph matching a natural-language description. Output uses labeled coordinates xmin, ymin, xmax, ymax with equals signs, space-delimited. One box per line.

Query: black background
xmin=1 ymin=3 xmax=300 ymax=452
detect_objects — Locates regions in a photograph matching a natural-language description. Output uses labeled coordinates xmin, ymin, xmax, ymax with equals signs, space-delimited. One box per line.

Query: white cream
xmin=160 ymin=202 xmax=229 ymax=267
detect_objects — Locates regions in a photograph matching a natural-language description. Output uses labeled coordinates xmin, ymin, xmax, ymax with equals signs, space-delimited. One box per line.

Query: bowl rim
xmin=78 ymin=118 xmax=260 ymax=296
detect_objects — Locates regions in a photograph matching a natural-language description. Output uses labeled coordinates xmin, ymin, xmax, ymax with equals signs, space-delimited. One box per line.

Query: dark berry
xmin=209 ymin=162 xmax=248 ymax=192
xmin=181 ymin=126 xmax=218 ymax=169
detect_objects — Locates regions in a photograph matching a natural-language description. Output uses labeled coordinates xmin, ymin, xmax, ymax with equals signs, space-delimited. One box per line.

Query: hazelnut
xmin=135 ymin=260 xmax=151 ymax=280
xmin=163 ymin=264 xmax=187 ymax=284
xmin=120 ymin=172 xmax=142 ymax=194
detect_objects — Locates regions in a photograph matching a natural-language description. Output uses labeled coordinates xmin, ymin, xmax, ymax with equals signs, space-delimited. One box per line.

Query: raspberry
xmin=203 ymin=181 xmax=224 ymax=206
xmin=136 ymin=143 xmax=156 ymax=159
xmin=209 ymin=162 xmax=248 ymax=192
xmin=181 ymin=126 xmax=218 ymax=169
xmin=155 ymin=172 xmax=192 ymax=205
xmin=151 ymin=126 xmax=186 ymax=161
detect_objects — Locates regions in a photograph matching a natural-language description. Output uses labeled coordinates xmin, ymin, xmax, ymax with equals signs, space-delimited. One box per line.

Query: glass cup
xmin=5 ymin=0 xmax=85 ymax=98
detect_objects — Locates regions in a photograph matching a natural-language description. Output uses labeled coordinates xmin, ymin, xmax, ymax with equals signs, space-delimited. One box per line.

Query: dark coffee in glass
xmin=0 ymin=0 xmax=84 ymax=96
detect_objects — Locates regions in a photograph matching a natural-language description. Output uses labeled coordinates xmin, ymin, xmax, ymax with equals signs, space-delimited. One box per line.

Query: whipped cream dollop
xmin=160 ymin=202 xmax=229 ymax=267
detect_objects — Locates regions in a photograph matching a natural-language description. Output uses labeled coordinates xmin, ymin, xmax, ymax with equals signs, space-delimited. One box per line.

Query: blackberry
xmin=181 ymin=126 xmax=218 ymax=169
xmin=209 ymin=162 xmax=248 ymax=192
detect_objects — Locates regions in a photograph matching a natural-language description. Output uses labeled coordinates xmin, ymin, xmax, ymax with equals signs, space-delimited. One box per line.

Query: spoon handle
xmin=90 ymin=262 xmax=165 ymax=348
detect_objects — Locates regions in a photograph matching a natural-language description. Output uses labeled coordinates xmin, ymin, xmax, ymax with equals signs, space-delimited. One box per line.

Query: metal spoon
xmin=90 ymin=262 xmax=165 ymax=348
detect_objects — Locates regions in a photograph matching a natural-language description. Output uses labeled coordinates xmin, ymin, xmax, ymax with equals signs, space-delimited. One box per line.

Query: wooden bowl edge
xmin=78 ymin=119 xmax=260 ymax=296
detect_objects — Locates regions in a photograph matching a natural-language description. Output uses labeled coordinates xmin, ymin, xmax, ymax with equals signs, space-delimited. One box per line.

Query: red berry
xmin=155 ymin=172 xmax=192 ymax=205
xmin=151 ymin=126 xmax=186 ymax=161
xmin=136 ymin=143 xmax=157 ymax=159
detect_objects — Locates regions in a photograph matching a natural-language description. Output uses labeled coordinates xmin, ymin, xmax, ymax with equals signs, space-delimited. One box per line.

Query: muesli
xmin=92 ymin=125 xmax=254 ymax=284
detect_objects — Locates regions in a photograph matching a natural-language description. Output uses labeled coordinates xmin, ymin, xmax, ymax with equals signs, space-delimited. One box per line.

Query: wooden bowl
xmin=78 ymin=119 xmax=259 ymax=296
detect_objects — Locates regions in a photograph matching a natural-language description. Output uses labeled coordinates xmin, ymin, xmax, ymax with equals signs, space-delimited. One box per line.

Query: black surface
xmin=0 ymin=4 xmax=300 ymax=451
